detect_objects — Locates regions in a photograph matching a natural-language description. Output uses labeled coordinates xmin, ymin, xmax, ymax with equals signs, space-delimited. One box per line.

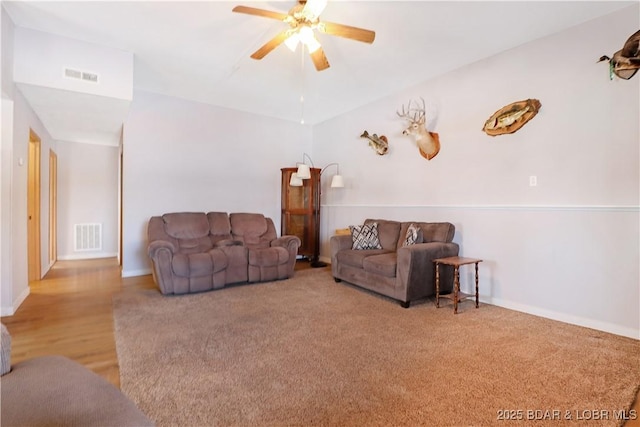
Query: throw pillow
xmin=403 ymin=223 xmax=423 ymax=246
xmin=350 ymin=223 xmax=382 ymax=250
xmin=1 ymin=323 xmax=11 ymax=376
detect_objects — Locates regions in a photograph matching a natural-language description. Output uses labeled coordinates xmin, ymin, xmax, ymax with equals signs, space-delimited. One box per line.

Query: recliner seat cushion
xmin=248 ymin=247 xmax=288 ymax=267
xmin=172 ymin=250 xmax=227 ymax=277
xmin=174 ymin=237 xmax=213 ymax=254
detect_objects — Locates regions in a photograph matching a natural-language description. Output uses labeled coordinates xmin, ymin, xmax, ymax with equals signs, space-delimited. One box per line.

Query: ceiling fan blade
xmin=310 ymin=47 xmax=330 ymax=71
xmin=318 ymin=21 xmax=376 ymax=44
xmin=232 ymin=5 xmax=288 ymax=21
xmin=250 ymin=31 xmax=290 ymax=60
xmin=302 ymin=0 xmax=327 ymax=20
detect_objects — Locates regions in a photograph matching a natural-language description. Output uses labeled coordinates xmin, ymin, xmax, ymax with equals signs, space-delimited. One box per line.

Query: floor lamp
xmin=290 ymin=154 xmax=344 ymax=267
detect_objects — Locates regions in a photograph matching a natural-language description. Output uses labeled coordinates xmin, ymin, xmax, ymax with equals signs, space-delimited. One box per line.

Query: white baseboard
xmin=121 ymin=268 xmax=152 ymax=278
xmin=58 ymin=252 xmax=118 ymax=261
xmin=1 ymin=286 xmax=30 ymax=317
xmin=487 ymin=297 xmax=639 ymax=340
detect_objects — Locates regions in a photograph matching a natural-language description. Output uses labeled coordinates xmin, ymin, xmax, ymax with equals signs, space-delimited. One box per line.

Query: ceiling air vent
xmin=64 ymin=67 xmax=99 ymax=83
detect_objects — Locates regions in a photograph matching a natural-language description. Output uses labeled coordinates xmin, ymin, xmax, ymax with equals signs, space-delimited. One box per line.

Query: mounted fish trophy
xmin=397 ymin=98 xmax=440 ymax=160
xmin=598 ymin=29 xmax=640 ymax=80
xmin=360 ymin=131 xmax=388 ymax=155
xmin=482 ymin=99 xmax=541 ymax=136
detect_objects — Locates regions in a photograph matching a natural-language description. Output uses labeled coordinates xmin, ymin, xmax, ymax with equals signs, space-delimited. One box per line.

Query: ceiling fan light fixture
xmin=305 ymin=37 xmax=321 ymax=54
xmin=299 ymin=26 xmax=320 ymax=53
xmin=284 ymin=32 xmax=299 ymax=52
xmin=233 ymin=2 xmax=376 ymax=71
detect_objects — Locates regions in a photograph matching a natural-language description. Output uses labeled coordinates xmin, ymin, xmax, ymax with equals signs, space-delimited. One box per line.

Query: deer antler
xmin=396 ymin=100 xmax=413 ymax=119
xmin=397 ymin=98 xmax=426 ymax=123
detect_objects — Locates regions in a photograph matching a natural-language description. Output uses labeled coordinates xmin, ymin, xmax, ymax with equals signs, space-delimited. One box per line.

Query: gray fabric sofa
xmin=330 ymin=219 xmax=459 ymax=307
xmin=0 ymin=324 xmax=154 ymax=427
xmin=148 ymin=212 xmax=301 ymax=295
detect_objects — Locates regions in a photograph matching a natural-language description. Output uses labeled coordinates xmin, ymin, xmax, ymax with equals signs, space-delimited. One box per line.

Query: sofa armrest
xmin=330 ymin=235 xmax=353 ymax=277
xmin=148 ymin=240 xmax=176 ymax=258
xmin=271 ymin=235 xmax=301 ymax=277
xmin=147 ymin=240 xmax=176 ymax=294
xmin=396 ymin=242 xmax=460 ymax=300
xmin=330 ymin=234 xmax=352 ymax=255
xmin=271 ymin=235 xmax=301 ymax=251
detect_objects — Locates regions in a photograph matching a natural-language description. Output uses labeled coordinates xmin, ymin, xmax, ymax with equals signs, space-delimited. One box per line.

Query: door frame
xmin=27 ymin=129 xmax=41 ymax=282
xmin=49 ymin=149 xmax=58 ymax=266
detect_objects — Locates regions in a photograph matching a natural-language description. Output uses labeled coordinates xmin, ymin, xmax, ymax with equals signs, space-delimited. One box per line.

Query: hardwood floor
xmin=1 ymin=258 xmax=638 ymax=426
xmin=1 ymin=258 xmax=155 ymax=387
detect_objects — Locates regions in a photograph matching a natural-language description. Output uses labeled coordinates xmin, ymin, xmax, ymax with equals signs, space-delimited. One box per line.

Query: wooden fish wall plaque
xmin=482 ymin=99 xmax=542 ymax=136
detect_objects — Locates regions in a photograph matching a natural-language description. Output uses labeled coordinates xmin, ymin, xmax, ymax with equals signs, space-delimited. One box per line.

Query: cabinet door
xmin=281 ymin=168 xmax=320 ymax=259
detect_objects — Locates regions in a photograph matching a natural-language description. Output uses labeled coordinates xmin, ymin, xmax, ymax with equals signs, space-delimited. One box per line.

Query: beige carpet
xmin=113 ymin=268 xmax=640 ymax=427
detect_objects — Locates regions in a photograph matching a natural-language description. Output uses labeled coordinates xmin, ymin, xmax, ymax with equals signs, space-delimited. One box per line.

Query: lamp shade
xmin=289 ymin=172 xmax=303 ymax=187
xmin=297 ymin=163 xmax=311 ymax=179
xmin=330 ymin=174 xmax=345 ymax=188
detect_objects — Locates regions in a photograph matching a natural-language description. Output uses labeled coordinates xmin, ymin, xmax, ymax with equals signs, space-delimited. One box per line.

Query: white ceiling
xmin=3 ymin=0 xmax=634 ymax=145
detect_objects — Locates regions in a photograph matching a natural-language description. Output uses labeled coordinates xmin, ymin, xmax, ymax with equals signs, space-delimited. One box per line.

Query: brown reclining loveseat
xmin=147 ymin=212 xmax=301 ymax=295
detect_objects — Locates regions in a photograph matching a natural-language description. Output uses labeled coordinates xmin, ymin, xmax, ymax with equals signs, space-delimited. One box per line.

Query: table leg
xmin=475 ymin=262 xmax=479 ymax=308
xmin=435 ymin=262 xmax=440 ymax=308
xmin=453 ymin=266 xmax=460 ymax=314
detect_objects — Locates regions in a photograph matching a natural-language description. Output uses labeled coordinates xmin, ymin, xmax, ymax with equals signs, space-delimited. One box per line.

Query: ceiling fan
xmin=232 ymin=0 xmax=375 ymax=71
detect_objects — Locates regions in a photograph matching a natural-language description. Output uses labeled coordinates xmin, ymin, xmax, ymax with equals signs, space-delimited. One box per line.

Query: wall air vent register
xmin=64 ymin=67 xmax=99 ymax=83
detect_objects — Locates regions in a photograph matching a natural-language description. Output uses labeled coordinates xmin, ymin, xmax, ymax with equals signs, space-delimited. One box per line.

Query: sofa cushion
xmin=418 ymin=222 xmax=456 ymax=243
xmin=163 ymin=212 xmax=209 ymax=239
xmin=248 ymin=247 xmax=288 ymax=267
xmin=207 ymin=212 xmax=233 ymax=244
xmin=174 ymin=237 xmax=214 ymax=254
xmin=337 ymin=248 xmax=391 ymax=269
xmin=230 ymin=213 xmax=271 ymax=248
xmin=365 ymin=219 xmax=401 ymax=250
xmin=362 ymin=253 xmax=397 ymax=278
xmin=350 ymin=223 xmax=382 ymax=250
xmin=172 ymin=250 xmax=227 ymax=277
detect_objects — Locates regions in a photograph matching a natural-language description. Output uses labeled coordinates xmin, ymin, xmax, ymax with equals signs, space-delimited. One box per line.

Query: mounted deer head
xmin=396 ymin=98 xmax=441 ymax=161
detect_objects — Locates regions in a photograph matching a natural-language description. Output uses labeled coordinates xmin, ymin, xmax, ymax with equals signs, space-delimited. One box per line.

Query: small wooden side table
xmin=433 ymin=256 xmax=483 ymax=314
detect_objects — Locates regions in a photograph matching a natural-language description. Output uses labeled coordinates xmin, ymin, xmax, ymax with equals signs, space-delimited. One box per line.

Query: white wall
xmin=13 ymin=27 xmax=132 ymax=100
xmin=1 ymin=8 xmax=56 ymax=315
xmin=313 ymin=6 xmax=639 ymax=338
xmin=56 ymin=141 xmax=119 ymax=260
xmin=1 ymin=6 xmax=16 ymax=314
xmin=1 ymin=97 xmax=14 ymax=314
xmin=1 ymin=88 xmax=55 ymax=315
xmin=121 ymin=90 xmax=312 ymax=276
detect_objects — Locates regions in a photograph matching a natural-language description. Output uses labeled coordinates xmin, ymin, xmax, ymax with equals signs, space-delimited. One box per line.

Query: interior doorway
xmin=27 ymin=130 xmax=41 ymax=282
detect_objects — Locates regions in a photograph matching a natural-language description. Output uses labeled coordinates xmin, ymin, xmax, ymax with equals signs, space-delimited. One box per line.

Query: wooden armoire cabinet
xmin=281 ymin=167 xmax=322 ymax=265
